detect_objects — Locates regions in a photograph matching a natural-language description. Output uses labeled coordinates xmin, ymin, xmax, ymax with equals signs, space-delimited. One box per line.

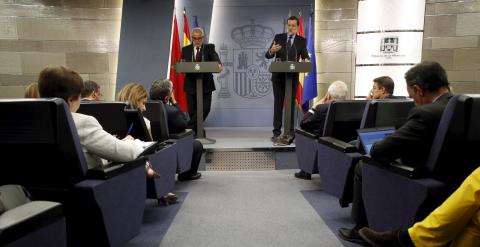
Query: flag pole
xmin=167 ymin=7 xmax=176 ymax=79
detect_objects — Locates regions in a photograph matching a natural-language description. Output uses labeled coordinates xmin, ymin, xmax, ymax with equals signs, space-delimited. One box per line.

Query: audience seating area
xmin=295 ymin=94 xmax=480 ymax=232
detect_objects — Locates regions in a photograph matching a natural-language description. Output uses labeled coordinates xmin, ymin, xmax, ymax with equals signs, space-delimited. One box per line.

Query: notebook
xmin=357 ymin=127 xmax=395 ymax=155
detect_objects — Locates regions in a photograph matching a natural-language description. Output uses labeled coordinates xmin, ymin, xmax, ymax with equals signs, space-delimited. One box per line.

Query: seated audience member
xmin=294 ymin=80 xmax=349 ymax=180
xmin=359 ymin=166 xmax=480 ymax=247
xmin=366 ymin=76 xmax=397 ymax=100
xmin=117 ymin=82 xmax=152 ymax=135
xmin=37 ymin=66 xmax=158 ymax=178
xmin=24 ymin=82 xmax=39 ymax=98
xmin=338 ymin=61 xmax=453 ymax=244
xmin=117 ymin=82 xmax=178 ymax=202
xmin=150 ymin=78 xmax=202 ymax=181
xmin=81 ymin=80 xmax=102 ymax=101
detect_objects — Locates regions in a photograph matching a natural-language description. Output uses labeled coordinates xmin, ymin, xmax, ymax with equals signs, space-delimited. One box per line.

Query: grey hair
xmin=191 ymin=27 xmax=204 ymax=36
xmin=150 ymin=78 xmax=173 ymax=100
xmin=327 ymin=81 xmax=348 ymax=100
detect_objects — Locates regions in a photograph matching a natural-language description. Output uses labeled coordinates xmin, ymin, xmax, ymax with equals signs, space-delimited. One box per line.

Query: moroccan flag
xmin=296 ymin=12 xmax=305 ymax=111
xmin=170 ymin=14 xmax=188 ymax=112
xmin=302 ymin=13 xmax=317 ymax=112
xmin=183 ymin=9 xmax=191 ymax=47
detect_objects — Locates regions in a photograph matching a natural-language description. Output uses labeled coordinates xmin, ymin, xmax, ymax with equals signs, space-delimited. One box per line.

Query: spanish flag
xmin=183 ymin=8 xmax=191 ymax=47
xmin=296 ymin=11 xmax=305 ymax=112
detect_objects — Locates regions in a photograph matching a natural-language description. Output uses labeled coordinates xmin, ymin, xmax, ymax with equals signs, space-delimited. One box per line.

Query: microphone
xmin=201 ymin=44 xmax=204 ymax=62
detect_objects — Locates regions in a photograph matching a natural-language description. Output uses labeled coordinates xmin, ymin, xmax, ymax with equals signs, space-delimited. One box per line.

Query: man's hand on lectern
xmin=218 ymin=63 xmax=223 ymax=72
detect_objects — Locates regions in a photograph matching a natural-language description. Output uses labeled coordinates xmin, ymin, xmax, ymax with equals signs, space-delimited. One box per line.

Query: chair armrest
xmin=361 ymin=156 xmax=424 ymax=178
xmin=295 ymin=128 xmax=318 ymax=139
xmin=169 ymin=129 xmax=194 ymax=139
xmin=0 ymin=201 xmax=63 ymax=245
xmin=317 ymin=136 xmax=357 ymax=153
xmin=86 ymin=157 xmax=147 ymax=180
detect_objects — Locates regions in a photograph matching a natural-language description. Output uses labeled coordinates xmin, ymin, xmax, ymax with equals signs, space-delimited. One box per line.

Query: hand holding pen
xmin=122 ymin=123 xmax=134 ymax=141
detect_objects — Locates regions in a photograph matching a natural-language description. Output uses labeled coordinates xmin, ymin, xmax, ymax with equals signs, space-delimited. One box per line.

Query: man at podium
xmin=265 ymin=16 xmax=309 ymax=144
xmin=181 ymin=27 xmax=222 ymax=134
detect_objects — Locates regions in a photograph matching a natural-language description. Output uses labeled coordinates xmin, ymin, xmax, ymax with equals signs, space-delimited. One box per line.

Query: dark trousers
xmin=179 ymin=140 xmax=203 ymax=176
xmin=187 ymin=92 xmax=212 ymax=131
xmin=351 ymin=161 xmax=369 ymax=229
xmin=272 ymin=73 xmax=297 ymax=136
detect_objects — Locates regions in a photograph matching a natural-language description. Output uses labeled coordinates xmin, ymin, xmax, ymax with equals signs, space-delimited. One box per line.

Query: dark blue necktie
xmin=288 ymin=36 xmax=293 ymax=49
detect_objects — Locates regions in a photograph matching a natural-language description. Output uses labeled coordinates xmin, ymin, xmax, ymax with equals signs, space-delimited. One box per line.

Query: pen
xmin=126 ymin=123 xmax=134 ymax=136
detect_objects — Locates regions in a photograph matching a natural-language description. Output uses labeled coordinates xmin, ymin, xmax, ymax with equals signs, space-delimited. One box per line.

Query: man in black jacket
xmin=294 ymin=80 xmax=349 ymax=179
xmin=338 ymin=61 xmax=453 ymax=244
xmin=265 ymin=16 xmax=310 ymax=143
xmin=181 ymin=27 xmax=222 ymax=132
xmin=150 ymin=78 xmax=203 ymax=181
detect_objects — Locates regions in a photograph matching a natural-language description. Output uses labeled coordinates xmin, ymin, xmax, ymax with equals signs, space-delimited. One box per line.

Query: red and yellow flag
xmin=296 ymin=12 xmax=305 ymax=112
xmin=183 ymin=9 xmax=191 ymax=47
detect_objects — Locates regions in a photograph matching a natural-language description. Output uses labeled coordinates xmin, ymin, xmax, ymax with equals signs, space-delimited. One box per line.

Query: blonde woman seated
xmin=117 ymin=83 xmax=152 ymax=136
xmin=37 ymin=66 xmax=158 ymax=178
xmin=117 ymin=82 xmax=178 ymax=203
xmin=24 ymin=82 xmax=39 ymax=98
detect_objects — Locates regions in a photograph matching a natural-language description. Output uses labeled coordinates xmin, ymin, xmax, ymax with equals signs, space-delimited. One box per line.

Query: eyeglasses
xmin=192 ymin=36 xmax=203 ymax=41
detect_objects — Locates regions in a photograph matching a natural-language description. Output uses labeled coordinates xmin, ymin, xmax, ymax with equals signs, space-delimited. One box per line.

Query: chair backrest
xmin=0 ymin=99 xmax=87 ymax=188
xmin=323 ymin=100 xmax=367 ymax=142
xmin=143 ymin=101 xmax=169 ymax=142
xmin=360 ymin=100 xmax=415 ymax=129
xmin=425 ymin=94 xmax=476 ymax=185
xmin=78 ymin=101 xmax=129 ymax=137
xmin=124 ymin=109 xmax=153 ymax=142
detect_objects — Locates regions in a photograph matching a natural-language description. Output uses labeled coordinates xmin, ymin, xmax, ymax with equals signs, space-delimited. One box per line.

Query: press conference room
xmin=1 ymin=0 xmax=480 ymax=246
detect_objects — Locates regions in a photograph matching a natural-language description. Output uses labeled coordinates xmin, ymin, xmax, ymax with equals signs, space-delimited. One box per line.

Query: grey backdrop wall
xmin=116 ymin=0 xmax=175 ymax=92
xmin=117 ymin=0 xmax=214 ymax=95
xmin=206 ymin=0 xmax=313 ymax=127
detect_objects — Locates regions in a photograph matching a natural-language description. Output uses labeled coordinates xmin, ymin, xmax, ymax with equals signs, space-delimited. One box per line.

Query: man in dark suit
xmin=181 ymin=27 xmax=222 ymax=133
xmin=295 ymin=80 xmax=349 ymax=179
xmin=338 ymin=61 xmax=453 ymax=244
xmin=150 ymin=78 xmax=203 ymax=181
xmin=265 ymin=16 xmax=310 ymax=143
xmin=366 ymin=76 xmax=404 ymax=100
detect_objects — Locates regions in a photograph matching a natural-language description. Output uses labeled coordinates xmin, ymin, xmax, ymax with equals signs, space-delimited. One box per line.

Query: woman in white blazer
xmin=37 ymin=66 xmax=158 ymax=177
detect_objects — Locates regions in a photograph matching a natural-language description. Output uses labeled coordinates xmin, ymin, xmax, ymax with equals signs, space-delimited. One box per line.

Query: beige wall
xmin=314 ymin=0 xmax=357 ymax=102
xmin=0 ymin=0 xmax=122 ymax=100
xmin=423 ymin=0 xmax=480 ymax=94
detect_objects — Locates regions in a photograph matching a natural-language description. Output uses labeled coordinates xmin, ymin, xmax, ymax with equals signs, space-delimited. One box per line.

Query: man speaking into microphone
xmin=181 ymin=27 xmax=222 ymax=134
xmin=265 ymin=16 xmax=309 ymax=144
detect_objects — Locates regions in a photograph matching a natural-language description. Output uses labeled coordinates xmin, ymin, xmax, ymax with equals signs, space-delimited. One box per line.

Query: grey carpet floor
xmin=159 ymin=170 xmax=343 ymax=247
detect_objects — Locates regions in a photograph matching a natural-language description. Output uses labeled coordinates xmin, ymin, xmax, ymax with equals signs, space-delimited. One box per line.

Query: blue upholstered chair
xmin=78 ymin=101 xmax=178 ymax=203
xmin=144 ymin=101 xmax=195 ymax=174
xmin=362 ymin=94 xmax=480 ymax=231
xmin=0 ymin=185 xmax=66 ymax=247
xmin=316 ymin=100 xmax=413 ymax=207
xmin=0 ymin=99 xmax=147 ymax=247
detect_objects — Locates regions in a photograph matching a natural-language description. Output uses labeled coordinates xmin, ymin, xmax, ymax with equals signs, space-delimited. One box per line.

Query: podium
xmin=269 ymin=61 xmax=313 ymax=139
xmin=176 ymin=62 xmax=220 ymax=144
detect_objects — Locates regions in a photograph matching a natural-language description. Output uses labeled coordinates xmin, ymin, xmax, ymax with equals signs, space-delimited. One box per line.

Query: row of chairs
xmin=0 ymin=99 xmax=193 ymax=246
xmin=295 ymin=95 xmax=480 ymax=230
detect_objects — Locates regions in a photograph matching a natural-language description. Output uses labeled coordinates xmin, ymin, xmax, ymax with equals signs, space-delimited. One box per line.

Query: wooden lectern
xmin=175 ymin=61 xmax=220 ymax=144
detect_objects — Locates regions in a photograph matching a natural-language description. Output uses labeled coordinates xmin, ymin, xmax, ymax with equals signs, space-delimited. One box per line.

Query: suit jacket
xmin=300 ymin=103 xmax=329 ymax=136
xmin=370 ymin=93 xmax=453 ymax=167
xmin=181 ymin=43 xmax=221 ymax=94
xmin=72 ymin=112 xmax=144 ymax=169
xmin=165 ymin=103 xmax=188 ymax=134
xmin=265 ymin=33 xmax=309 ymax=82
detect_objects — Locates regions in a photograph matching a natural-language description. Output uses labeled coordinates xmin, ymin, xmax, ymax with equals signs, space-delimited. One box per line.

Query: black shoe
xmin=294 ymin=170 xmax=311 ymax=180
xmin=359 ymin=228 xmax=405 ymax=247
xmin=338 ymin=228 xmax=367 ymax=244
xmin=178 ymin=172 xmax=202 ymax=181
